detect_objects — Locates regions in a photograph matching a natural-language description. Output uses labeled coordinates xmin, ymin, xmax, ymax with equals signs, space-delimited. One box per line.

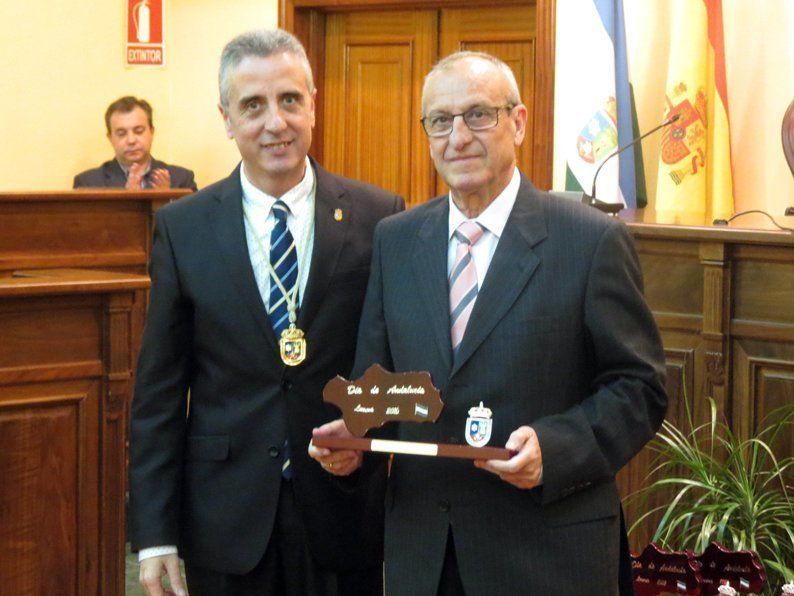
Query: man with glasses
xmin=311 ymin=51 xmax=666 ymax=594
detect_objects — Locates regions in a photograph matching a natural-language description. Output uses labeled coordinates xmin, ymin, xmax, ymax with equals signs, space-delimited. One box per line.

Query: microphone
xmin=585 ymin=114 xmax=681 ymax=214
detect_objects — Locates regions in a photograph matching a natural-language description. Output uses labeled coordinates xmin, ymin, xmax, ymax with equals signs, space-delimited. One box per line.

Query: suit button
xmin=281 ymin=380 xmax=292 ymax=391
xmin=438 ymin=500 xmax=451 ymax=512
xmin=448 ymin=437 xmax=459 ymax=444
xmin=269 ymin=446 xmax=280 ymax=458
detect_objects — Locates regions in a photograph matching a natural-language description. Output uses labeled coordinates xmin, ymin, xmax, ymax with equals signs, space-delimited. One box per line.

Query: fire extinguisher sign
xmin=126 ymin=0 xmax=164 ymax=66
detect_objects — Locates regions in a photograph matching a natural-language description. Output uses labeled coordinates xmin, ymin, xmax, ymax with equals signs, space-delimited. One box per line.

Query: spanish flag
xmin=655 ymin=0 xmax=734 ymax=222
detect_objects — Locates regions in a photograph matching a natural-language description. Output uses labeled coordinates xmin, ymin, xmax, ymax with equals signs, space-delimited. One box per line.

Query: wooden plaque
xmin=695 ymin=542 xmax=767 ymax=595
xmin=315 ymin=364 xmax=513 ymax=460
xmin=631 ymin=543 xmax=703 ymax=595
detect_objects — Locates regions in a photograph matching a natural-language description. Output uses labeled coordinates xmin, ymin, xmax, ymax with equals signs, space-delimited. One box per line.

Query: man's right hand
xmin=139 ymin=554 xmax=188 ymax=596
xmin=308 ymin=418 xmax=364 ymax=476
xmin=126 ymin=163 xmax=145 ymax=190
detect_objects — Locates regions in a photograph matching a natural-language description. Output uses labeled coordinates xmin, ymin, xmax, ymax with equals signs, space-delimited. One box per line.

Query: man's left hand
xmin=474 ymin=425 xmax=542 ymax=489
xmin=150 ymin=168 xmax=171 ymax=189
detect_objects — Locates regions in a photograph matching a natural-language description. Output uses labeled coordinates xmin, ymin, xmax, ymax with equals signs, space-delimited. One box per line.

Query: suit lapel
xmin=211 ymin=166 xmax=280 ymax=352
xmin=298 ymin=161 xmax=350 ymax=332
xmin=450 ymin=177 xmax=548 ymax=376
xmin=103 ymin=160 xmax=126 ymax=187
xmin=412 ymin=198 xmax=454 ymax=373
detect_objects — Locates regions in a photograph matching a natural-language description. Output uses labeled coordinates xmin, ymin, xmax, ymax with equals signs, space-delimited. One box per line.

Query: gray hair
xmin=219 ymin=29 xmax=314 ymax=108
xmin=421 ymin=51 xmax=522 ymax=113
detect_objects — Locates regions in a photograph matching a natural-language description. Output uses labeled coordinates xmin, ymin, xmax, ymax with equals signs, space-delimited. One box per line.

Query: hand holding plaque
xmin=313 ymin=363 xmax=512 ymax=460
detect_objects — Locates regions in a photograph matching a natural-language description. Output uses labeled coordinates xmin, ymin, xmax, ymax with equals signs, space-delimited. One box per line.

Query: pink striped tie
xmin=449 ymin=221 xmax=484 ymax=352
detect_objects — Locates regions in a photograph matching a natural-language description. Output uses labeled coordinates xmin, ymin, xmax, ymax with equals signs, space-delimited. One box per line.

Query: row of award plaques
xmin=313 ymin=364 xmax=513 ymax=460
xmin=632 ymin=542 xmax=771 ymax=595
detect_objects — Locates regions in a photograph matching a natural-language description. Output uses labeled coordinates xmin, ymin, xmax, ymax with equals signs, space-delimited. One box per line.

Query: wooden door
xmin=324 ymin=11 xmax=436 ymax=206
xmin=322 ymin=4 xmax=540 ymax=206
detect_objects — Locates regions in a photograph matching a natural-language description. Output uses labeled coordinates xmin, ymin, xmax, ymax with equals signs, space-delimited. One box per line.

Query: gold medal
xmin=280 ymin=324 xmax=307 ymax=366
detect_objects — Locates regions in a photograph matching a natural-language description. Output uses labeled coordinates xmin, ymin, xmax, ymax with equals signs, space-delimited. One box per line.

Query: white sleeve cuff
xmin=138 ymin=545 xmax=178 ymax=562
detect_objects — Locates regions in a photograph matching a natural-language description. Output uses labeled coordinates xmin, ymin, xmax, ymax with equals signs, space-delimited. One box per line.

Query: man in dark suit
xmin=73 ymin=96 xmax=197 ymax=191
xmin=311 ymin=51 xmax=667 ymax=595
xmin=128 ymin=29 xmax=403 ymax=596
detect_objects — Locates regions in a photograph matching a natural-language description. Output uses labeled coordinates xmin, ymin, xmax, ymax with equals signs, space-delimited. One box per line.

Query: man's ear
xmin=309 ymin=88 xmax=317 ymax=129
xmin=218 ymin=103 xmax=234 ymax=139
xmin=512 ymin=104 xmax=528 ymax=147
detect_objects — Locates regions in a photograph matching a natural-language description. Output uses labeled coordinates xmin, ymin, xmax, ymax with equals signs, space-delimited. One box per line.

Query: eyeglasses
xmin=420 ymin=105 xmax=515 ymax=137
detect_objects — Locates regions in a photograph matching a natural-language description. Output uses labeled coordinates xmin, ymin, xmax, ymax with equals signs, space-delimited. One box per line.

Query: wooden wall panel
xmin=0 ymin=295 xmax=101 ymax=379
xmin=0 ymin=381 xmax=100 ymax=595
xmin=733 ymin=259 xmax=794 ymax=324
xmin=635 ymin=240 xmax=703 ymax=316
xmin=0 ymin=271 xmax=149 ymax=595
xmin=324 ymin=10 xmax=436 ymax=206
xmin=0 ymin=201 xmax=147 ymax=271
xmin=733 ymin=342 xmax=794 ymax=458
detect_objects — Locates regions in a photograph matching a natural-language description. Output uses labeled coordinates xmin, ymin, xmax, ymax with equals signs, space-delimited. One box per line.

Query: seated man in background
xmin=73 ymin=96 xmax=198 ymax=191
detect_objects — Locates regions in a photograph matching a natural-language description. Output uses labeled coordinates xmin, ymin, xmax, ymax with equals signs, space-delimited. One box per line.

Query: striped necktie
xmin=269 ymin=199 xmax=298 ymax=480
xmin=268 ymin=200 xmax=299 ymax=335
xmin=449 ymin=221 xmax=484 ymax=353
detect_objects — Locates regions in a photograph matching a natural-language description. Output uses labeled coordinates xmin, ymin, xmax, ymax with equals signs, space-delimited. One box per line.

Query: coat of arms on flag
xmin=576 ymin=97 xmax=618 ymax=165
xmin=660 ymin=82 xmax=707 ymax=185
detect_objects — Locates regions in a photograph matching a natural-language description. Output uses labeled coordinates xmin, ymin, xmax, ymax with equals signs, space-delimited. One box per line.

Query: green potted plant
xmin=628 ymin=396 xmax=793 ymax=594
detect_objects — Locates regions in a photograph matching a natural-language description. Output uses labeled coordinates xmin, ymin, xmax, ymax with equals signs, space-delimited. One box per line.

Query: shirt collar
xmin=448 ymin=167 xmax=520 ymax=240
xmin=240 ymin=157 xmax=314 ymax=216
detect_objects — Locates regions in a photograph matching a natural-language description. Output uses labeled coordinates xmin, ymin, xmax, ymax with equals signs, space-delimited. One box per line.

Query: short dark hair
xmin=104 ymin=96 xmax=154 ymax=135
xmin=219 ymin=29 xmax=314 ymax=109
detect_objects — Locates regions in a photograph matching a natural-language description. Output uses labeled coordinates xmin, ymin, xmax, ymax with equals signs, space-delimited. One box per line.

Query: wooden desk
xmin=0 ymin=269 xmax=150 ymax=595
xmin=0 ymin=189 xmax=190 ymax=368
xmin=618 ymin=210 xmax=794 ymax=548
xmin=0 ymin=189 xmax=191 ymax=273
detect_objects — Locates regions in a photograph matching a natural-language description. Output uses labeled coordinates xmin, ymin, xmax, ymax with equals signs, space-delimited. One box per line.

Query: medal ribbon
xmin=243 ymin=176 xmax=316 ymax=329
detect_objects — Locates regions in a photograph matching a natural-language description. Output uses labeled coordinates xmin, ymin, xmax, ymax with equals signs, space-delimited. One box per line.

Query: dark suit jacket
xmin=73 ymin=158 xmax=197 ymax=191
xmin=128 ymin=161 xmax=403 ymax=574
xmin=353 ymin=174 xmax=667 ymax=595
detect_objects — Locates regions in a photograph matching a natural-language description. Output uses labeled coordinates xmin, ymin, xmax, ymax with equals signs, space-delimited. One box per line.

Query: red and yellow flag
xmin=655 ymin=0 xmax=734 ymax=222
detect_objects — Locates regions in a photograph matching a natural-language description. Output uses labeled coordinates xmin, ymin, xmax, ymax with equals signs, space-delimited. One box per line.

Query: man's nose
xmin=447 ymin=115 xmax=473 ymax=148
xmin=264 ymin=107 xmax=288 ymax=132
